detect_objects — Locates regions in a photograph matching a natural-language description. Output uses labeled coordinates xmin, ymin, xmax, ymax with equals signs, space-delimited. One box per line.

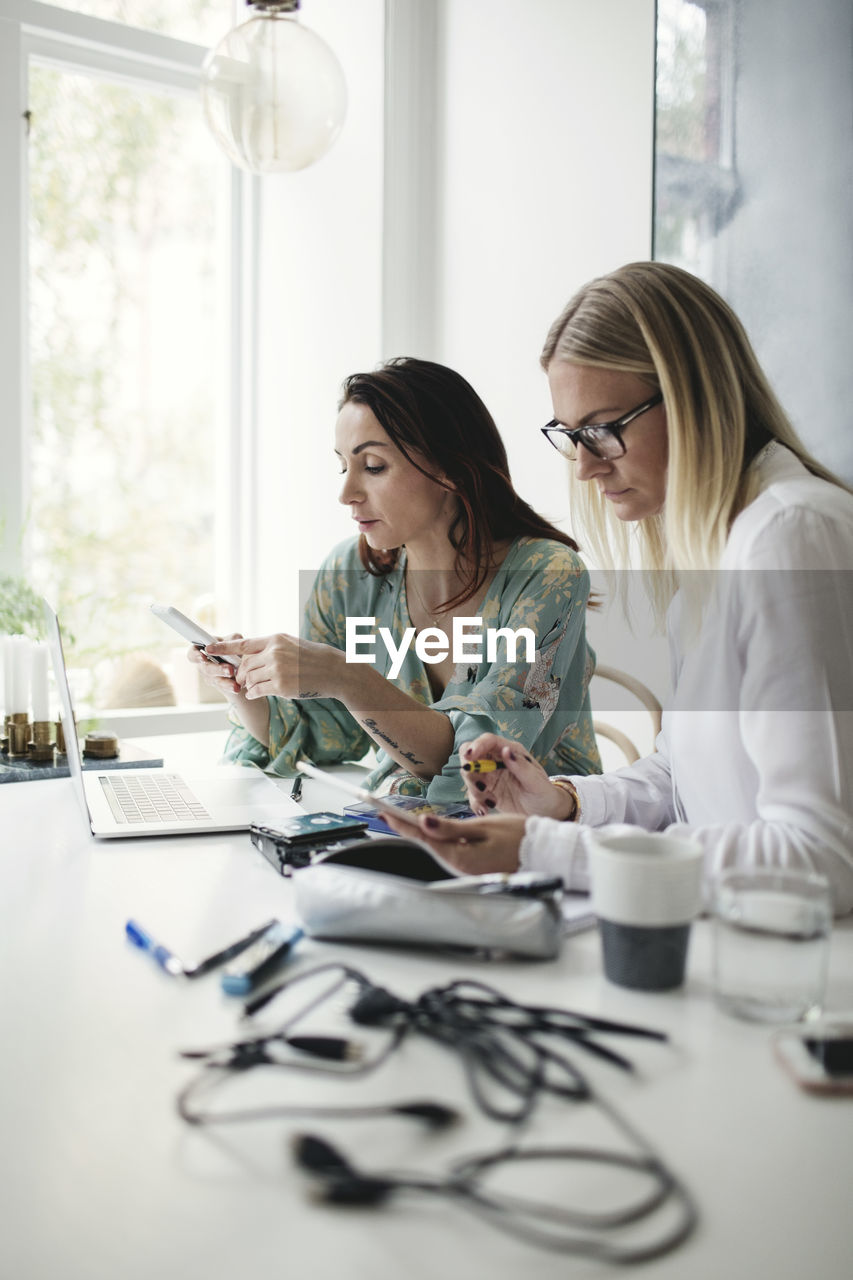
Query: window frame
xmin=0 ymin=0 xmax=259 ymax=733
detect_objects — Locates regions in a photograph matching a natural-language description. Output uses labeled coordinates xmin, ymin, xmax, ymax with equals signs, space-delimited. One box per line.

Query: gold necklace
xmin=406 ymin=568 xmax=446 ymax=630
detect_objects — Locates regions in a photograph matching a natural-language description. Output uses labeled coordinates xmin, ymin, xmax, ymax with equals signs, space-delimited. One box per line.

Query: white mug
xmin=588 ymin=830 xmax=705 ymax=991
xmin=589 ymin=830 xmax=705 ymax=927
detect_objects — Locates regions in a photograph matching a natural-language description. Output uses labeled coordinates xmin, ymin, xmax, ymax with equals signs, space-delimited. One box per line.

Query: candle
xmin=2 ymin=636 xmax=11 ymax=716
xmin=8 ymin=636 xmax=31 ymax=715
xmin=31 ymin=641 xmax=50 ymax=721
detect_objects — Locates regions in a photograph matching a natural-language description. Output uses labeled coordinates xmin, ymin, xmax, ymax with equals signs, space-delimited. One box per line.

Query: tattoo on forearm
xmin=362 ymin=717 xmax=424 ymax=765
xmin=298 ymin=690 xmax=320 ymax=698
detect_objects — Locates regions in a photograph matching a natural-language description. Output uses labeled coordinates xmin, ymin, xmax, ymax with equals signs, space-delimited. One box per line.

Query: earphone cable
xmin=175 ymin=962 xmax=698 ymax=1258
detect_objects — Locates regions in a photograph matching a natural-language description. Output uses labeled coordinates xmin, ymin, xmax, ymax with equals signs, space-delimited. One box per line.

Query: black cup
xmin=598 ymin=918 xmax=692 ymax=991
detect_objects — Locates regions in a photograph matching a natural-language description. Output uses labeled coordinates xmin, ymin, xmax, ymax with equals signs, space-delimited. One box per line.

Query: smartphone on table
xmin=773 ymin=1024 xmax=853 ymax=1094
xmin=150 ymin=603 xmax=237 ymax=670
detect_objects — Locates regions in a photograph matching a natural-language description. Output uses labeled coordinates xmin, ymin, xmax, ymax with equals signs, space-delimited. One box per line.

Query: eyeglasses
xmin=541 ymin=392 xmax=663 ymax=461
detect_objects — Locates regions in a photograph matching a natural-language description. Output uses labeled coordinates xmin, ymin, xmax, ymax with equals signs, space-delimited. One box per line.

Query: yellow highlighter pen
xmin=461 ymin=759 xmax=506 ymax=774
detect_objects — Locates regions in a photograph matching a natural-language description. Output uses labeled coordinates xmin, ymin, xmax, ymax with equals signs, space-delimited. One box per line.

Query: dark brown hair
xmin=339 ymin=357 xmax=580 ymax=611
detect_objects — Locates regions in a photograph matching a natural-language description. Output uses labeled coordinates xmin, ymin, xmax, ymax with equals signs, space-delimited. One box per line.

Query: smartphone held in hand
xmin=150 ymin=603 xmax=236 ymax=669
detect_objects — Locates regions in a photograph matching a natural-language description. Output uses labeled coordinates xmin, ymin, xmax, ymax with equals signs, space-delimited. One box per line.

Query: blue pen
xmin=125 ymin=920 xmax=184 ymax=976
xmin=125 ymin=918 xmax=278 ymax=979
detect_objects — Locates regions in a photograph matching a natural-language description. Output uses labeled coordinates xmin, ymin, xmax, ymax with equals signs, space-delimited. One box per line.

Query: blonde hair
xmin=541 ymin=262 xmax=844 ymax=597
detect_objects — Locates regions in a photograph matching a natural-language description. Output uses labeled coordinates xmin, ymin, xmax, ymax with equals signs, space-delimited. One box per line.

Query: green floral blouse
xmin=223 ymin=535 xmax=601 ymax=803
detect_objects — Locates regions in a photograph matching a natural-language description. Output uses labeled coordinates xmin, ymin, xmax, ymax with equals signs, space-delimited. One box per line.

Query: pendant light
xmin=201 ymin=0 xmax=347 ymax=174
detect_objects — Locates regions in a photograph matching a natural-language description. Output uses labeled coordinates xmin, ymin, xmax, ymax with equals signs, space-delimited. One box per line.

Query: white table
xmin=1 ymin=742 xmax=852 ymax=1280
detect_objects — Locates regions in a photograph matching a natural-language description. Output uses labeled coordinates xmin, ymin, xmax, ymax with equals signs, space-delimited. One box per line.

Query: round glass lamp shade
xmin=201 ymin=12 xmax=347 ymax=174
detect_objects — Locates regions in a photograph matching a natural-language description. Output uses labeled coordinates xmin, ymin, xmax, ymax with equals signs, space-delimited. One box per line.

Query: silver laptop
xmin=45 ymin=601 xmax=303 ymax=839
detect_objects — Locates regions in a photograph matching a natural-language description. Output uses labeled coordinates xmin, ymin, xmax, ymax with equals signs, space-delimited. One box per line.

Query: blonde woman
xmin=388 ymin=262 xmax=853 ymax=914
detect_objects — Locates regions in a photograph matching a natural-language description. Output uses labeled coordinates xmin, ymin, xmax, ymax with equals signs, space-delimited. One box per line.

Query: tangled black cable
xmin=294 ymin=1132 xmax=696 ymax=1263
xmin=176 ymin=963 xmax=452 ymax=1128
xmin=347 ymin=976 xmax=669 ymax=1122
xmin=176 ymin=962 xmax=698 ymax=1262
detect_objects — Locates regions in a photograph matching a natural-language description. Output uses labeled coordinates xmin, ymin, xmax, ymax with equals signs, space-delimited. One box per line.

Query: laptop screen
xmin=43 ymin=600 xmax=89 ymax=815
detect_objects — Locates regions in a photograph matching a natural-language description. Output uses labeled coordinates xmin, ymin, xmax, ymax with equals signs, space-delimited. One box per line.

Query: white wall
xmin=433 ymin=0 xmax=656 ymax=535
xmin=255 ymin=0 xmax=657 ymax=633
xmin=254 ymin=0 xmax=385 ymax=634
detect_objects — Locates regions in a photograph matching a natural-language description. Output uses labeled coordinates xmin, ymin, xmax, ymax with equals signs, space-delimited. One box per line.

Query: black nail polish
xmin=485 ymin=798 xmax=496 ymax=809
xmin=475 ymin=780 xmax=486 ymax=792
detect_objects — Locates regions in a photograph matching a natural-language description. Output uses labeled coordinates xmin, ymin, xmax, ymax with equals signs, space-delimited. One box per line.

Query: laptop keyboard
xmin=99 ymin=773 xmax=210 ymax=824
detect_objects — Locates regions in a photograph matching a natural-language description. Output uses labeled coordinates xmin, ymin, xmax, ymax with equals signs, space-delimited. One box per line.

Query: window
xmin=38 ymin=1 xmax=234 ymax=45
xmin=653 ymin=0 xmax=737 ymax=276
xmin=0 ymin=1 xmax=255 ymax=720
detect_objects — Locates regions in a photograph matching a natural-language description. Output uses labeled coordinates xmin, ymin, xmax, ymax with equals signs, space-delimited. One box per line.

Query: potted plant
xmin=0 ymin=575 xmax=46 ymax=639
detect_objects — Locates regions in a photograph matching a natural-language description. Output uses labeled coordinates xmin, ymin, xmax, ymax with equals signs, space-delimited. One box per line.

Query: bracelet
xmin=550 ymin=778 xmax=580 ymax=822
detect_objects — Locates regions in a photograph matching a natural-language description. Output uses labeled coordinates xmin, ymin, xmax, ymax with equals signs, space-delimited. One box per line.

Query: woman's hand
xmin=186 ymin=633 xmax=243 ymax=701
xmin=205 ymin=634 xmax=345 ymax=701
xmin=384 ymin=810 xmax=527 ymax=876
xmin=460 ymin=735 xmax=575 ymax=819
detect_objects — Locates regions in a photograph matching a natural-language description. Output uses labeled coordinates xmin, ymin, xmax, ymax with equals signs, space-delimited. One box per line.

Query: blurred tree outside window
xmin=40 ymin=0 xmax=236 ymax=45
xmin=654 ymin=0 xmax=738 ymax=276
xmin=27 ymin=39 xmax=235 ymax=711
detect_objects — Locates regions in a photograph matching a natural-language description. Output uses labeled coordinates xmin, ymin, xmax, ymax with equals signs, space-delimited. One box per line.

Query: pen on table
xmin=185 ymin=919 xmax=279 ymax=978
xmin=430 ymin=873 xmax=564 ymax=896
xmin=429 ymin=872 xmax=511 ymax=893
xmin=460 ymin=759 xmax=505 ymax=774
xmin=125 ymin=918 xmax=277 ymax=979
xmin=242 ymin=976 xmax=290 ymax=1017
xmin=290 ymin=774 xmax=303 ymax=802
xmin=125 ymin=920 xmax=185 ymax=976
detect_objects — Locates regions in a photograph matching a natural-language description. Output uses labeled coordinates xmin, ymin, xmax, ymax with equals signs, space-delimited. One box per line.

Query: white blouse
xmin=520 ymin=444 xmax=853 ymax=915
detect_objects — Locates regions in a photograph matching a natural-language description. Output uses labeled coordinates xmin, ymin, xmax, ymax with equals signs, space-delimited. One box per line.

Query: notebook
xmin=44 ymin=601 xmax=304 ymax=839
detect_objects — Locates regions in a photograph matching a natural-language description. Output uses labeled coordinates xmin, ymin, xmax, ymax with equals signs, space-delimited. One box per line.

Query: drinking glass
xmin=712 ymin=868 xmax=832 ymax=1022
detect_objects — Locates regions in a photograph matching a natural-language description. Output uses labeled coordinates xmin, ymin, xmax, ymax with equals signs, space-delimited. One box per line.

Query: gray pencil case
xmin=290 ymin=839 xmax=563 ymax=960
